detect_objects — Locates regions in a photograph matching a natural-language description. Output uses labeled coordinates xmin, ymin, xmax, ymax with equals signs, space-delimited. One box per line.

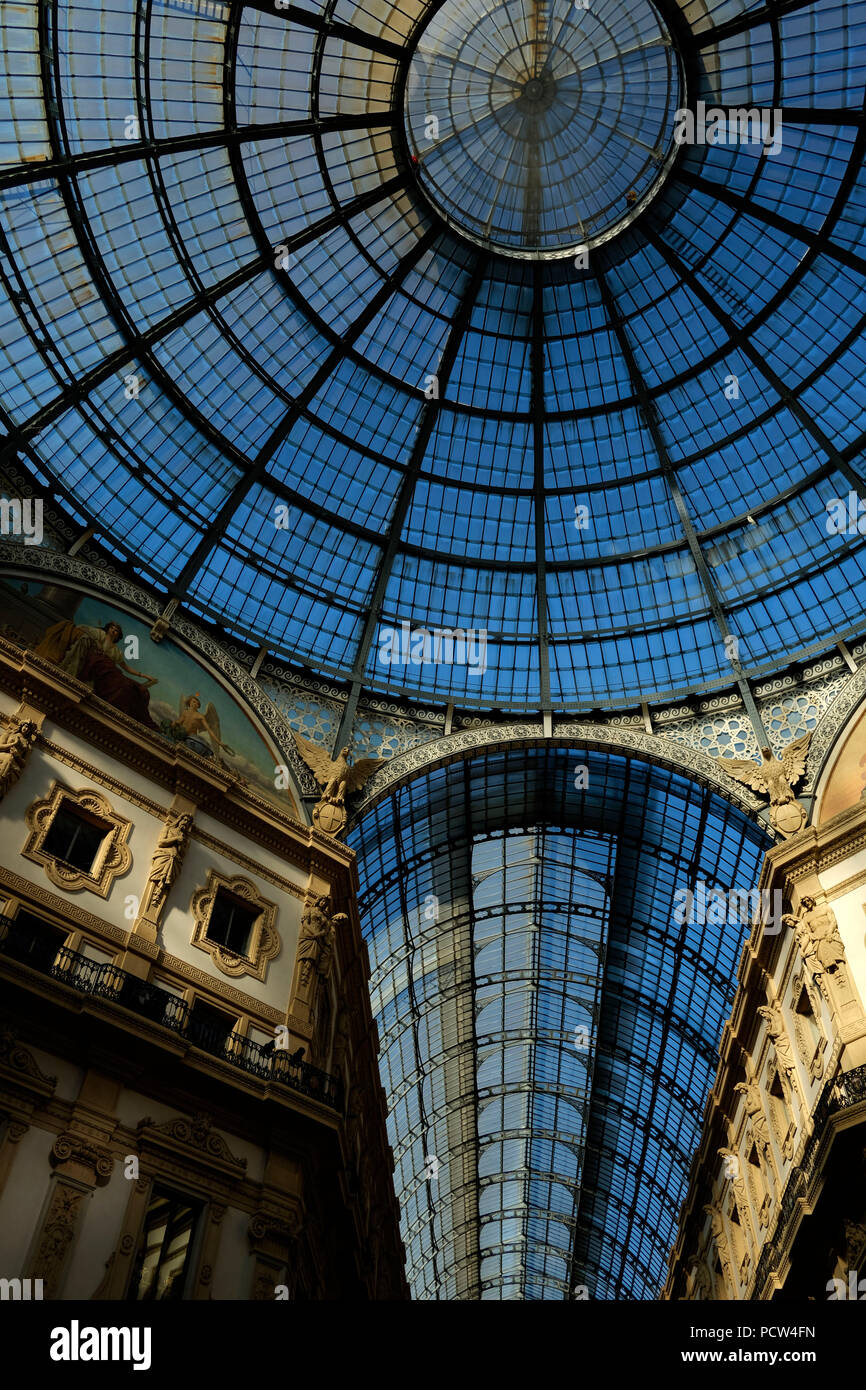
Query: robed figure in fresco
xmin=34 ymin=619 xmax=159 ymax=728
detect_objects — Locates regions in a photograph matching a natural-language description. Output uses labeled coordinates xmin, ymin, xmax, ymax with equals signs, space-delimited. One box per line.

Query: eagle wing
xmin=781 ymin=731 xmax=812 ymax=784
xmin=292 ymin=731 xmax=337 ymax=788
xmin=343 ymin=756 xmax=386 ymax=794
xmin=713 ymin=756 xmax=768 ymax=795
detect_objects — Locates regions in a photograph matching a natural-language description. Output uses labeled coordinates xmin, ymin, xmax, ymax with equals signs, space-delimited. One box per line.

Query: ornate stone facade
xmin=0 ymin=565 xmax=407 ymax=1301
xmin=665 ymin=695 xmax=866 ymax=1301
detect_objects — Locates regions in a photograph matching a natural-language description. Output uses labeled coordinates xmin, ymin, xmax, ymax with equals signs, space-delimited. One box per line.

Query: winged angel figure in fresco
xmin=171 ymin=693 xmax=235 ymax=764
xmin=713 ymin=733 xmax=812 ymax=839
xmin=292 ymin=733 xmax=384 ymax=837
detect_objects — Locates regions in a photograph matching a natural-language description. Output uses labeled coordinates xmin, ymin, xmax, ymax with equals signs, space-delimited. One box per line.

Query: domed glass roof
xmin=0 ymin=0 xmax=864 ymax=713
xmin=404 ymin=0 xmax=682 ymax=255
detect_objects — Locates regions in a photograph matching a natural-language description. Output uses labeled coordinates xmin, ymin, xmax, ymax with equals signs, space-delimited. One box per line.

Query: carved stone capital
xmin=50 ymin=1133 xmax=114 ymax=1187
xmin=248 ymin=1203 xmax=303 ymax=1252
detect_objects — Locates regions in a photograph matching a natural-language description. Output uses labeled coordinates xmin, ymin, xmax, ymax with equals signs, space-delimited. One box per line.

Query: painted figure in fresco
xmin=171 ymin=694 xmax=234 ymax=764
xmin=35 ymin=619 xmax=158 ymax=728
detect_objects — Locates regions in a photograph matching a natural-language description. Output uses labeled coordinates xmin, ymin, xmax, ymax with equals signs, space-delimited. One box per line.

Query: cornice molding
xmin=136 ymin=1112 xmax=247 ymax=1182
xmin=192 ymin=827 xmax=306 ymax=900
xmin=39 ymin=738 xmax=170 ymax=818
xmin=0 ymin=866 xmax=130 ymax=945
xmin=157 ymin=954 xmax=285 ymax=1023
xmin=0 ymin=644 xmax=355 ymax=882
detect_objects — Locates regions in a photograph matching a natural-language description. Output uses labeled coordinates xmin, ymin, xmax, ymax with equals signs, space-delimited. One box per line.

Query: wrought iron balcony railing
xmin=0 ymin=915 xmax=342 ymax=1110
xmin=750 ymin=1061 xmax=866 ymax=1297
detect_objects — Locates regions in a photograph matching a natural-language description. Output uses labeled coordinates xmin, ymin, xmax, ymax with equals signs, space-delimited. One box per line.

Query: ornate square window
xmin=190 ymin=872 xmax=280 ymax=981
xmin=23 ymin=784 xmax=132 ymax=897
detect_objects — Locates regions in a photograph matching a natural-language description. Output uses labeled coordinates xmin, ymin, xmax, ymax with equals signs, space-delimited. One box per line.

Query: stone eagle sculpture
xmin=713 ymin=733 xmax=811 ymax=839
xmin=292 ymin=734 xmax=384 ymax=836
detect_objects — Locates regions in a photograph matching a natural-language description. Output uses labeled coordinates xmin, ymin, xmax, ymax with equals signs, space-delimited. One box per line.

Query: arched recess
xmin=0 ymin=545 xmax=309 ymax=820
xmin=812 ymin=682 xmax=866 ymax=825
xmin=347 ymin=741 xmax=770 ymax=1302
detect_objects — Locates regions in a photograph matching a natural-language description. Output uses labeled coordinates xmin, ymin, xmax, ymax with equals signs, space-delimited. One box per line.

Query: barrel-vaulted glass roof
xmin=349 ymin=747 xmax=769 ymax=1299
xmin=1 ymin=0 xmax=865 ymax=713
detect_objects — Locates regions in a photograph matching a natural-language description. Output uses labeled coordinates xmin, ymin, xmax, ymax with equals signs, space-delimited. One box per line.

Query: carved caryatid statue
xmin=689 ymin=1260 xmax=712 ymax=1300
xmin=785 ymin=896 xmax=847 ymax=994
xmin=758 ymin=1001 xmax=799 ymax=1088
xmin=703 ymin=1204 xmax=733 ymax=1284
xmin=714 ymin=733 xmax=811 ymax=839
xmin=0 ymin=716 xmax=37 ymax=798
xmin=296 ymin=894 xmax=329 ymax=986
xmin=296 ymin=893 xmax=348 ymax=990
xmin=734 ymin=1078 xmax=773 ymax=1159
xmin=140 ymin=812 xmax=192 ymax=922
xmin=717 ymin=1147 xmax=754 ymax=1233
xmin=318 ymin=911 xmax=346 ymax=983
xmin=292 ymin=734 xmax=383 ymax=837
xmin=332 ymin=1007 xmax=350 ymax=1072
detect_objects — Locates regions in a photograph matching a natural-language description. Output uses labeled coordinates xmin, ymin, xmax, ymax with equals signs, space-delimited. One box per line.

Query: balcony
xmin=0 ymin=914 xmax=342 ymax=1111
xmin=751 ymin=1061 xmax=866 ymax=1296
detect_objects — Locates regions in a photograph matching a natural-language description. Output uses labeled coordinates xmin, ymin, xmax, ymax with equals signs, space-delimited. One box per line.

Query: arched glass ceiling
xmin=348 ymin=747 xmax=769 ymax=1300
xmin=0 ymin=0 xmax=864 ymax=712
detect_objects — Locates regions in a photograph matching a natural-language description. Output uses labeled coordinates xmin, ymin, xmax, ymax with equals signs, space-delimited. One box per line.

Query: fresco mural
xmin=0 ymin=577 xmax=299 ymax=817
xmin=819 ymin=699 xmax=866 ymax=823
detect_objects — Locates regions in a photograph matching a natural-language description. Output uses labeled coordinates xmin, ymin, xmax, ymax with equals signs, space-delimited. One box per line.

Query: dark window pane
xmin=5 ymin=912 xmax=66 ymax=971
xmin=42 ymin=805 xmax=107 ymax=873
xmin=128 ymin=1187 xmax=200 ymax=1301
xmin=205 ymin=890 xmax=257 ymax=956
xmin=189 ymin=999 xmax=236 ymax=1057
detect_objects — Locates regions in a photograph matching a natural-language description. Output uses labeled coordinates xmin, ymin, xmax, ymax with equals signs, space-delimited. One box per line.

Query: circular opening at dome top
xmin=404 ymin=0 xmax=684 ymax=259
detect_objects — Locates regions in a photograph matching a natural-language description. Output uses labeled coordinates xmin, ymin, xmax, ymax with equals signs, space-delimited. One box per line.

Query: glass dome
xmin=404 ymin=0 xmax=683 ymax=256
xmin=0 ymin=0 xmax=864 ymax=714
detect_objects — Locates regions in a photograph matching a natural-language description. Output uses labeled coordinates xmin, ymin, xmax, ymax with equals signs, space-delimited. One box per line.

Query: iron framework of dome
xmin=0 ymin=0 xmax=864 ymax=720
xmin=0 ymin=0 xmax=864 ymax=1308
xmin=403 ymin=0 xmax=684 ymax=256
